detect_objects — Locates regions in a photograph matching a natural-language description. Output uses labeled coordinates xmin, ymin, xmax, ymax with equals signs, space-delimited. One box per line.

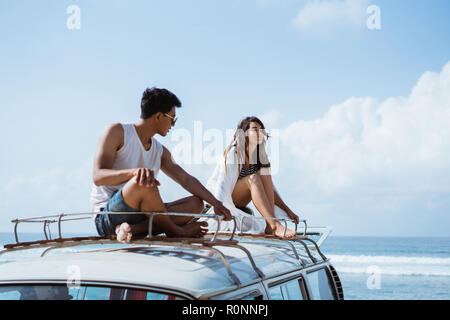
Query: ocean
xmin=320 ymin=236 xmax=450 ymax=300
xmin=0 ymin=233 xmax=449 ymax=300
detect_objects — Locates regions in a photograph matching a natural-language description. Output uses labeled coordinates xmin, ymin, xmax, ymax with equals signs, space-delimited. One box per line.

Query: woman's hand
xmin=287 ymin=211 xmax=300 ymax=224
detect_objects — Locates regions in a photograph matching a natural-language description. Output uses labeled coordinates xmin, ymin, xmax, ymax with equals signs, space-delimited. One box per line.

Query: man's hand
xmin=212 ymin=202 xmax=232 ymax=221
xmin=133 ymin=168 xmax=161 ymax=188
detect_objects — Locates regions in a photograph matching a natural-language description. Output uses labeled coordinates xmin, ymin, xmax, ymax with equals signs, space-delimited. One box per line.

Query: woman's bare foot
xmin=166 ymin=221 xmax=209 ymax=238
xmin=266 ymin=223 xmax=296 ymax=239
xmin=115 ymin=223 xmax=133 ymax=243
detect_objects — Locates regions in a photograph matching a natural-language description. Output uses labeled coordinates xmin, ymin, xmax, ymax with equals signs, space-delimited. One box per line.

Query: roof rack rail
xmin=3 ymin=211 xmax=329 ymax=285
xmin=109 ymin=212 xmax=316 ymax=266
xmin=6 ymin=211 xmax=328 ymax=262
xmin=204 ymin=232 xmax=322 ymax=266
xmin=232 ymin=215 xmax=324 ymax=263
xmin=9 ymin=212 xmax=231 ymax=244
xmin=237 ymin=215 xmax=308 ymax=238
xmin=9 ymin=211 xmax=305 ymax=244
xmin=206 ymin=233 xmax=307 ymax=266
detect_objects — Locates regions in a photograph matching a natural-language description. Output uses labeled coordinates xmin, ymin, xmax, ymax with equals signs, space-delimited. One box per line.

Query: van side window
xmin=83 ymin=286 xmax=183 ymax=300
xmin=84 ymin=286 xmax=111 ymax=300
xmin=268 ymin=277 xmax=305 ymax=300
xmin=0 ymin=289 xmax=21 ymax=300
xmin=0 ymin=285 xmax=184 ymax=300
xmin=0 ymin=285 xmax=74 ymax=300
xmin=281 ymin=279 xmax=305 ymax=300
xmin=268 ymin=286 xmax=283 ymax=300
xmin=306 ymin=268 xmax=335 ymax=300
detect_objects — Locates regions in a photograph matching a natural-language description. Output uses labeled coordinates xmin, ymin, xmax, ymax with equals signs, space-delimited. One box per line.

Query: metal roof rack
xmin=2 ymin=211 xmax=328 ymax=286
xmin=204 ymin=232 xmax=326 ymax=265
xmin=232 ymin=215 xmax=328 ymax=263
xmin=9 ymin=212 xmax=230 ymax=244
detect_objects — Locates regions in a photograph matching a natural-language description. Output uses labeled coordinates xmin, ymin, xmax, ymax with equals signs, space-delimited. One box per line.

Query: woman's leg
xmin=232 ymin=172 xmax=296 ymax=239
xmin=231 ymin=178 xmax=252 ymax=208
xmin=257 ymin=172 xmax=297 ymax=237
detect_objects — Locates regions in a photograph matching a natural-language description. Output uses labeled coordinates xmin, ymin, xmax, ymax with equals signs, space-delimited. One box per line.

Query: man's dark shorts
xmin=95 ymin=187 xmax=147 ymax=236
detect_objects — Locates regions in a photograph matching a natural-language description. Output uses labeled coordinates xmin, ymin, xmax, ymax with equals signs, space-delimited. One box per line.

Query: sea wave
xmin=328 ymin=254 xmax=450 ymax=276
xmin=328 ymin=254 xmax=450 ymax=265
xmin=333 ymin=267 xmax=450 ymax=276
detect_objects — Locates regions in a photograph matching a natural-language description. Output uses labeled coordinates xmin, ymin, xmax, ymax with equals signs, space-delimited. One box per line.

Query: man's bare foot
xmin=115 ymin=223 xmax=133 ymax=243
xmin=167 ymin=221 xmax=208 ymax=238
xmin=266 ymin=223 xmax=296 ymax=239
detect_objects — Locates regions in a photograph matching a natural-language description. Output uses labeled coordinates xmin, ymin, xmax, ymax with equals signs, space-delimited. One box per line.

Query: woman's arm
xmin=274 ymin=186 xmax=300 ymax=224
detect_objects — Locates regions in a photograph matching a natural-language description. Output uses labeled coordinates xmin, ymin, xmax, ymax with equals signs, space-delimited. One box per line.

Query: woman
xmin=204 ymin=116 xmax=299 ymax=239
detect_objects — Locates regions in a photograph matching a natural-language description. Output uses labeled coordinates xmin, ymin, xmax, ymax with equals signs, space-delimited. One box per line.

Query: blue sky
xmin=0 ymin=0 xmax=449 ymax=237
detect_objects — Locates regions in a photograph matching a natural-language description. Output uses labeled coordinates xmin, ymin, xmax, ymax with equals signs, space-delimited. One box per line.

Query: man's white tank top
xmin=90 ymin=123 xmax=164 ymax=213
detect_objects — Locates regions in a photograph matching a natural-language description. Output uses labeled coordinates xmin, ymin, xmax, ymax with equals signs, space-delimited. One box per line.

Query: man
xmin=91 ymin=87 xmax=231 ymax=243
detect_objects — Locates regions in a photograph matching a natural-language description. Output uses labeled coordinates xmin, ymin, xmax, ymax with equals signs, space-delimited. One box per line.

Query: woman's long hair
xmin=224 ymin=116 xmax=271 ymax=174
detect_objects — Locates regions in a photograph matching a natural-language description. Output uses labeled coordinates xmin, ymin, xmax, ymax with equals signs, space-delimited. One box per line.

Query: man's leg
xmin=119 ymin=176 xmax=207 ymax=240
xmin=164 ymin=196 xmax=204 ymax=225
xmin=100 ymin=185 xmax=148 ymax=242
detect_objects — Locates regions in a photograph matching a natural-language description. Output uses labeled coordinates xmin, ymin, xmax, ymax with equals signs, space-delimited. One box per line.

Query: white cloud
xmin=281 ymin=62 xmax=450 ymax=198
xmin=292 ymin=0 xmax=371 ymax=32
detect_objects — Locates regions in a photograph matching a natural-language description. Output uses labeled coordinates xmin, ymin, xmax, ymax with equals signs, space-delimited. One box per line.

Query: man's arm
xmin=92 ymin=123 xmax=136 ymax=186
xmin=160 ymin=147 xmax=232 ymax=220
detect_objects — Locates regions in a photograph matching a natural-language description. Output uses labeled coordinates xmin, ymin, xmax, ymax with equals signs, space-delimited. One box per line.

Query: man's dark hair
xmin=140 ymin=87 xmax=181 ymax=119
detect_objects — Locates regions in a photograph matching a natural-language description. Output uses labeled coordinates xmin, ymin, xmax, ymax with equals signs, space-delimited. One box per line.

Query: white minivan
xmin=0 ymin=212 xmax=343 ymax=301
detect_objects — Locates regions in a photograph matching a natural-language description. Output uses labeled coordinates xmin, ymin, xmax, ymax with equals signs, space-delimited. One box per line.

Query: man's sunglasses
xmin=164 ymin=113 xmax=177 ymax=125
